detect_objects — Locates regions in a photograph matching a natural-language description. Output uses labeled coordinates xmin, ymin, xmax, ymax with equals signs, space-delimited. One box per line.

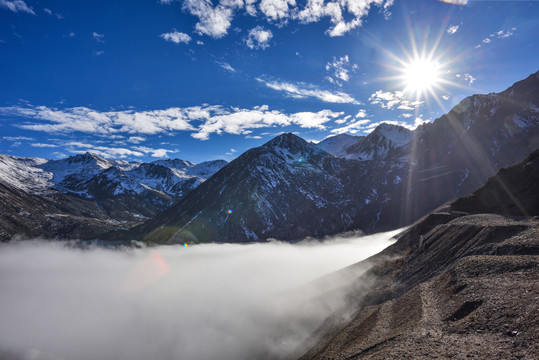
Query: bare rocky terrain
xmin=299 ymin=150 xmax=539 ymax=359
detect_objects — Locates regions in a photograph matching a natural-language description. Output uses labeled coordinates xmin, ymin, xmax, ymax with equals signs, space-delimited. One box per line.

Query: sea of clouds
xmin=0 ymin=229 xmax=401 ymax=360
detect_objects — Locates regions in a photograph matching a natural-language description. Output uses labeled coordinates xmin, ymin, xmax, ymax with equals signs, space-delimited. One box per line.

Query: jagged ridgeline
xmin=123 ymin=71 xmax=538 ymax=244
xmin=0 ymin=152 xmax=227 ymax=241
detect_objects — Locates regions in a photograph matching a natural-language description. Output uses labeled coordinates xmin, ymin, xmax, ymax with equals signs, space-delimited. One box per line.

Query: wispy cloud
xmin=245 ymin=26 xmax=273 ymax=50
xmin=0 ymin=0 xmax=35 ymax=15
xmin=447 ymin=25 xmax=459 ymax=35
xmin=160 ymin=30 xmax=191 ymax=44
xmin=257 ymin=78 xmax=361 ymax=104
xmin=369 ymin=90 xmax=423 ymax=110
xmin=3 ymin=136 xmax=34 ymax=142
xmin=43 ymin=7 xmax=62 ymax=19
xmin=216 ymin=61 xmax=236 ymax=72
xmin=66 ymin=142 xmax=177 ymax=159
xmin=92 ymin=32 xmax=105 ymax=43
xmin=455 ymin=73 xmax=476 ymax=85
xmin=325 ymin=55 xmax=358 ymax=86
xmin=0 ymin=104 xmax=346 ymax=141
xmin=330 ymin=119 xmax=371 ymax=135
xmin=30 ymin=143 xmax=58 ymax=148
xmin=476 ymin=27 xmax=516 ymax=48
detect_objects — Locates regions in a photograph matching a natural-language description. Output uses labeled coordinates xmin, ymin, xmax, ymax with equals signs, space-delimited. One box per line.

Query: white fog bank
xmin=0 ymin=229 xmax=401 ymax=360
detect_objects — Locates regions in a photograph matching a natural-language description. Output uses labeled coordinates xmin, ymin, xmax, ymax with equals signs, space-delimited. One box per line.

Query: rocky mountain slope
xmin=121 ymin=71 xmax=538 ymax=244
xmin=0 ymin=153 xmax=226 ymax=241
xmin=298 ymin=149 xmax=539 ymax=360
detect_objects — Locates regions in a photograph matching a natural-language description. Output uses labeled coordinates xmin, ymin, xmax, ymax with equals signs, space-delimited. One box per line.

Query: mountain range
xmin=120 ymin=71 xmax=538 ymax=244
xmin=0 ymin=153 xmax=226 ymax=241
xmin=0 ymin=71 xmax=538 ymax=243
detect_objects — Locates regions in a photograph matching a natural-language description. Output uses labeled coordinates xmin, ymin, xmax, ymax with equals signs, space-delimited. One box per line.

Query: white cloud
xmin=478 ymin=28 xmax=517 ymax=48
xmin=455 ymin=73 xmax=476 ymax=85
xmin=0 ymin=105 xmax=195 ymax=135
xmin=3 ymin=136 xmax=34 ymax=141
xmin=0 ymin=104 xmax=346 ymax=141
xmin=225 ymin=148 xmax=238 ymax=155
xmin=493 ymin=29 xmax=515 ymax=39
xmin=192 ymin=107 xmax=344 ymax=140
xmin=95 ymin=50 xmax=105 ymax=56
xmin=444 ymin=0 xmax=468 ymax=4
xmin=65 ymin=142 xmax=177 ymax=159
xmin=369 ymin=90 xmax=423 ymax=110
xmin=260 ymin=0 xmax=296 ymax=22
xmin=442 ymin=94 xmax=450 ymax=100
xmin=245 ymin=135 xmax=263 ymax=139
xmin=133 ymin=146 xmax=178 ymax=158
xmin=163 ymin=0 xmax=393 ymax=39
xmin=160 ymin=30 xmax=191 ymax=44
xmin=325 ymin=55 xmax=358 ymax=85
xmin=92 ymin=32 xmax=105 ymax=43
xmin=447 ymin=25 xmax=459 ymax=35
xmin=364 ymin=118 xmax=429 ymax=132
xmin=331 ymin=119 xmax=371 ymax=135
xmin=245 ymin=0 xmax=257 ymax=16
xmin=182 ymin=0 xmax=239 ymax=38
xmin=127 ymin=136 xmax=146 ymax=144
xmin=216 ymin=61 xmax=236 ymax=72
xmin=43 ymin=7 xmax=62 ymax=19
xmin=355 ymin=109 xmax=368 ymax=118
xmin=0 ymin=0 xmax=35 ymax=14
xmin=294 ymin=0 xmax=393 ymax=37
xmin=257 ymin=78 xmax=361 ymax=104
xmin=30 ymin=143 xmax=58 ymax=148
xmin=245 ymin=26 xmax=273 ymax=49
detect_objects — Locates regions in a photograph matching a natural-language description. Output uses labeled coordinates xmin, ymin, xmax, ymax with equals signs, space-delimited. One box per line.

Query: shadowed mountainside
xmin=298 ymin=149 xmax=539 ymax=359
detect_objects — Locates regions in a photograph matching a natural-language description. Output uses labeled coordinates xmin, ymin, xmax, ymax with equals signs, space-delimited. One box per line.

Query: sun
xmin=402 ymin=57 xmax=442 ymax=95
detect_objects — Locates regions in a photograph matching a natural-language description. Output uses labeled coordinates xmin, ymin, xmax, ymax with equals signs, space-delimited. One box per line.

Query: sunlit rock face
xmin=129 ymin=72 xmax=539 ymax=244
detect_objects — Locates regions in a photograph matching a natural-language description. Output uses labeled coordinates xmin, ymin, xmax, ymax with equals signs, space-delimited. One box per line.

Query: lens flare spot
xmin=227 ymin=209 xmax=233 ymax=215
xmin=183 ymin=243 xmax=188 ymax=247
xmin=122 ymin=251 xmax=170 ymax=293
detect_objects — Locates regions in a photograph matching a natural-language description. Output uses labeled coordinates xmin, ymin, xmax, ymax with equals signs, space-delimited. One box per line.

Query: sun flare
xmin=403 ymin=58 xmax=442 ymax=95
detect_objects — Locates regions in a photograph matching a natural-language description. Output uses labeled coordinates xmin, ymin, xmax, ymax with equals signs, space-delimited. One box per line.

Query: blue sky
xmin=0 ymin=0 xmax=537 ymax=163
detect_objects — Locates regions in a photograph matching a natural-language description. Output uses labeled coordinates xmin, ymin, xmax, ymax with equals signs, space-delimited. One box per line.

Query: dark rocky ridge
xmin=297 ymin=150 xmax=539 ymax=359
xmin=0 ymin=181 xmax=122 ymax=242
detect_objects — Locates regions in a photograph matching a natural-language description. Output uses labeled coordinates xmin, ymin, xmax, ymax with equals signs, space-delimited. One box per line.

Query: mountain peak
xmin=265 ymin=132 xmax=305 ymax=147
xmin=369 ymin=123 xmax=412 ymax=146
xmin=67 ymin=152 xmax=106 ymax=164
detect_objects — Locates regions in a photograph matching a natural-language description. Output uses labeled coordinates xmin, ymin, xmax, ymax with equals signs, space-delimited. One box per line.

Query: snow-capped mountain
xmin=316 ymin=133 xmax=364 ymax=158
xmin=124 ymin=132 xmax=414 ymax=243
xmin=0 ymin=153 xmax=227 ymax=240
xmin=316 ymin=124 xmax=412 ymax=161
xmin=123 ymin=71 xmax=539 ymax=244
